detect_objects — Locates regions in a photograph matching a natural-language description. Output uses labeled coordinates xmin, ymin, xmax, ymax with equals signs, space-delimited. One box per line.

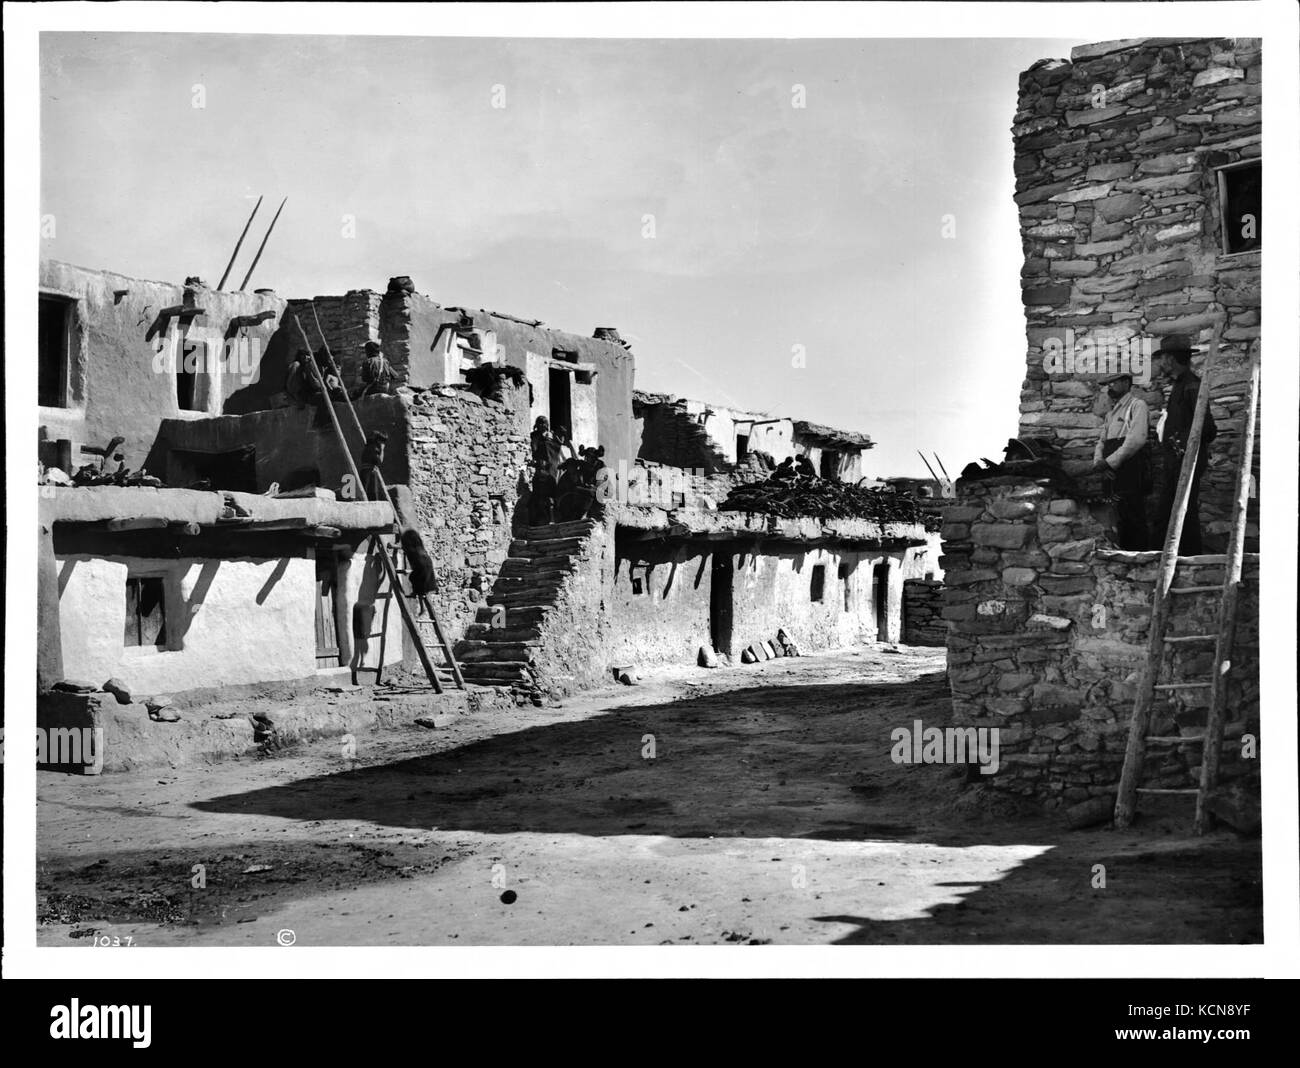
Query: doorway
xmin=548 ymin=367 xmax=572 ymax=438
xmin=873 ymin=562 xmax=890 ymax=640
xmin=710 ymin=552 xmax=734 ymax=656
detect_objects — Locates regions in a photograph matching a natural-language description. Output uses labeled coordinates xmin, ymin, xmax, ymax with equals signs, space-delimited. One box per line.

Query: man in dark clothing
xmin=529 ymin=416 xmax=562 ymax=526
xmin=1156 ymin=336 xmax=1217 ymax=555
xmin=358 ymin=431 xmax=387 ymax=502
xmin=355 ymin=340 xmax=398 ymax=399
xmin=794 ymin=454 xmax=817 ymax=479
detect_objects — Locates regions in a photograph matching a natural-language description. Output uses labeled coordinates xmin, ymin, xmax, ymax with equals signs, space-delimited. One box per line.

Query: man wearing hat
xmin=1155 ymin=335 xmax=1217 ymax=555
xmin=355 ymin=340 xmax=398 ymax=399
xmin=1090 ymin=371 xmax=1151 ymax=550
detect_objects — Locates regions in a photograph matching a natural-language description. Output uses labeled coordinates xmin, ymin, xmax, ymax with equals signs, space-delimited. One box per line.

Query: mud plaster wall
xmin=942 ymin=477 xmax=1259 ymax=803
xmin=55 ymin=553 xmax=317 ymax=693
xmin=39 ymin=261 xmax=284 ymax=470
xmin=1014 ymin=37 xmax=1261 ymax=551
xmin=152 ymin=395 xmax=410 ymax=495
xmin=607 ymin=537 xmax=913 ymax=668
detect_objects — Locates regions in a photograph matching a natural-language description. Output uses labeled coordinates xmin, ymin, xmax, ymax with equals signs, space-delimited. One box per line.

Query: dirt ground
xmin=36 ymin=646 xmax=1262 ymax=946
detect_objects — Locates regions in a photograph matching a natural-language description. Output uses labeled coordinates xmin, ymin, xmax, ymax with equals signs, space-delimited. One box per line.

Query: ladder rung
xmin=1154 ymin=681 xmax=1212 ymax=690
xmin=1168 ymin=585 xmax=1220 ymax=595
xmin=1135 ymin=788 xmax=1199 ymax=795
xmin=1145 ymin=735 xmax=1205 ymax=744
xmin=1163 ymin=634 xmax=1216 ymax=643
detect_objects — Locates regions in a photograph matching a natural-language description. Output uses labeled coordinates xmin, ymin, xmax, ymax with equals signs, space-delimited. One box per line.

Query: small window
xmin=735 ymin=433 xmax=749 ymax=461
xmin=39 ymin=294 xmax=74 ymax=408
xmin=630 ymin=563 xmax=650 ymax=596
xmin=1218 ymin=161 xmax=1261 ymax=254
xmin=125 ymin=576 xmax=168 ymax=648
xmin=810 ymin=564 xmax=826 ymax=603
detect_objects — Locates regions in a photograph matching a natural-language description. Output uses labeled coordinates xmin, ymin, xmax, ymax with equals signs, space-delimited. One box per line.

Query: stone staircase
xmin=455 ymin=518 xmax=599 ymax=690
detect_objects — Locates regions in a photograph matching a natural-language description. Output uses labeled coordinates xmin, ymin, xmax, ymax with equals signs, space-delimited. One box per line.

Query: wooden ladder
xmin=352 ymin=535 xmax=466 ymax=691
xmin=291 ymin=313 xmax=465 ymax=694
xmin=1114 ymin=322 xmax=1258 ymax=832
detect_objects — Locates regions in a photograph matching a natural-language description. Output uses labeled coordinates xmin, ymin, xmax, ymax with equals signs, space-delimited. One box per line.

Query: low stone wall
xmin=943 ymin=475 xmax=1259 ymax=805
xmin=903 ymin=579 xmax=947 ymax=646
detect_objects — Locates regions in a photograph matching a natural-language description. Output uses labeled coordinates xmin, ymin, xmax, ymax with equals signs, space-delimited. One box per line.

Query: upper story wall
xmin=1014 ymin=37 xmax=1260 ymax=548
xmin=38 ymin=260 xmax=284 ymax=472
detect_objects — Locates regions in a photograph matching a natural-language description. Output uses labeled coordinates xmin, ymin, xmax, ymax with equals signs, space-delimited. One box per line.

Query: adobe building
xmin=941 ymin=37 xmax=1262 ymax=808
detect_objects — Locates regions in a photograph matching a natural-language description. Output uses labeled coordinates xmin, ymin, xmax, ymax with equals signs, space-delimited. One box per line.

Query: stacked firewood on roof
xmin=719 ymin=474 xmax=942 ymax=531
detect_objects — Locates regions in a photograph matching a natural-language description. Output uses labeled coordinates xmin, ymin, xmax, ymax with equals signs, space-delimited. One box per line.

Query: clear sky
xmin=40 ymin=33 xmax=1084 ymax=479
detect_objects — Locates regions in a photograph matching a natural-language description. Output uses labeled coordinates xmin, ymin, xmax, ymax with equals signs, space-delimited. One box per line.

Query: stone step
xmin=511 ymin=536 xmax=588 ymax=554
xmin=463 ymin=622 xmax=544 ymax=643
xmin=523 ymin=521 xmax=597 ymax=538
xmin=459 ymin=663 xmax=535 ymax=682
xmin=456 ymin=642 xmax=538 ymax=663
xmin=502 ymin=553 xmax=579 ymax=570
xmin=487 ymin=590 xmax=562 ymax=607
xmin=475 ymin=605 xmax=547 ymax=625
xmin=497 ymin=562 xmax=572 ymax=580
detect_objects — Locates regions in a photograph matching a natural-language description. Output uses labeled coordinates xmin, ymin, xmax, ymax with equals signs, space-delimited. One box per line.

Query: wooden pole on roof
xmin=239 ymin=196 xmax=287 ymax=291
xmin=217 ymin=196 xmax=262 ymax=291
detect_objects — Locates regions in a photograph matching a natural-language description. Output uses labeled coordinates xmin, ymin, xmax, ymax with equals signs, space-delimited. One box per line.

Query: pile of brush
xmin=720 ymin=475 xmax=940 ymax=530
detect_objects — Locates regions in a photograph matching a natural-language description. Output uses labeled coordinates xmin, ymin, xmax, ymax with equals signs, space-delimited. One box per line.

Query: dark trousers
xmin=1102 ymin=440 xmax=1149 ymax=550
xmin=1158 ymin=444 xmax=1208 ymax=556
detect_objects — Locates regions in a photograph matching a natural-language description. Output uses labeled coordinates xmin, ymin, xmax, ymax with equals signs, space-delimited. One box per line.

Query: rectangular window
xmin=124 ymin=576 xmax=168 ymax=648
xmin=630 ymin=563 xmax=650 ymax=596
xmin=1218 ymin=161 xmax=1261 ymax=254
xmin=810 ymin=564 xmax=826 ymax=603
xmin=39 ymin=294 xmax=74 ymax=408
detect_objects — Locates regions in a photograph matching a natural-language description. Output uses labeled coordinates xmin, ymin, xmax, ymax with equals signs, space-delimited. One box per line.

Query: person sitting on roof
xmin=354 ymin=340 xmax=399 ymax=400
xmin=795 ymin=454 xmax=817 ymax=480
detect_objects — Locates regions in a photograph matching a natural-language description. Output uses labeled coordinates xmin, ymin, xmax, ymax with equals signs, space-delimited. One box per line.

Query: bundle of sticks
xmin=720 ymin=475 xmax=941 ymax=530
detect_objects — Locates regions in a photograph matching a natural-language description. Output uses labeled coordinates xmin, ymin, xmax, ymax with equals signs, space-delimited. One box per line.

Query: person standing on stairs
xmin=529 ymin=416 xmax=562 ymax=526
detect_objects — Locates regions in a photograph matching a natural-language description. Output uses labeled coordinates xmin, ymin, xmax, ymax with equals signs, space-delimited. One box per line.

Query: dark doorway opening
xmin=548 ymin=368 xmax=572 ymax=438
xmin=873 ymin=562 xmax=890 ymax=639
xmin=176 ymin=331 xmax=201 ymax=411
xmin=710 ymin=552 xmax=734 ymax=656
xmin=39 ymin=295 xmax=73 ymax=408
xmin=735 ymin=433 xmax=749 ymax=462
xmin=168 ymin=446 xmax=258 ymax=492
xmin=820 ymin=449 xmax=840 ymax=480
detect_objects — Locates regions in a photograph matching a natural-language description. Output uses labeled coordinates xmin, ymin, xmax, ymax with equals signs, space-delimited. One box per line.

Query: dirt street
xmin=37 ymin=646 xmax=1262 ymax=946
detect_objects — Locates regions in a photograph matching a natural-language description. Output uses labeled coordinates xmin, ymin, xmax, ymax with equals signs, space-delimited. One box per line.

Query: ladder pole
xmin=292 ymin=313 xmax=441 ymax=693
xmin=1195 ymin=350 xmax=1260 ymax=833
xmin=1115 ymin=317 xmax=1224 ymax=828
xmin=307 ymin=302 xmax=464 ymax=690
xmin=421 ymin=594 xmax=466 ymax=689
xmin=373 ymin=535 xmax=442 ymax=694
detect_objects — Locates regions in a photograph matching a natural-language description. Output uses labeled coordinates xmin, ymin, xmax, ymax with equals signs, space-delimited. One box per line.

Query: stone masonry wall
xmin=943 ymin=476 xmax=1259 ymax=804
xmin=1014 ymin=37 xmax=1260 ymax=552
xmin=402 ymin=386 xmax=530 ymax=656
xmin=902 ymin=579 xmax=947 ymax=646
xmin=286 ymin=291 xmax=383 ymax=392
